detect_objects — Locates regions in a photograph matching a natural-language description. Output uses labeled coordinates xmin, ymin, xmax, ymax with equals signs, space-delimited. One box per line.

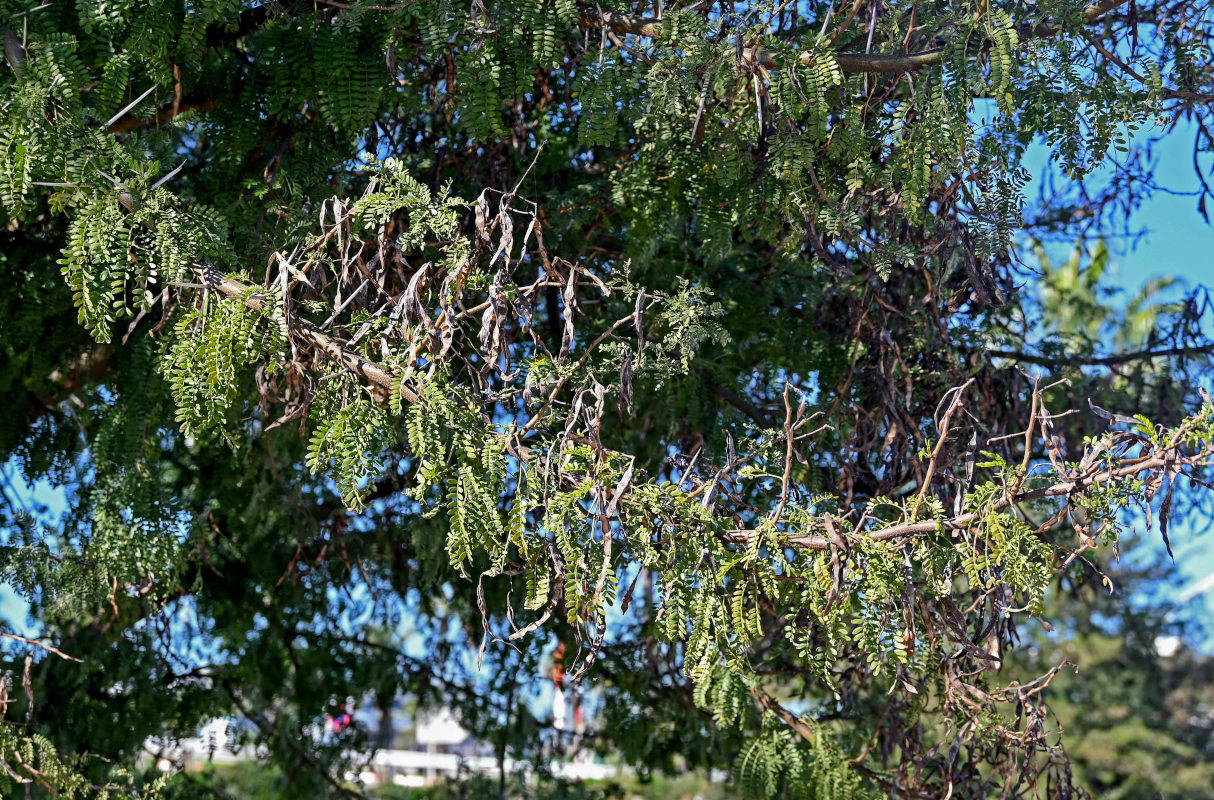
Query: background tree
xmin=1 ymin=1 xmax=1214 ymax=797
xmin=1006 ymin=537 xmax=1214 ymax=800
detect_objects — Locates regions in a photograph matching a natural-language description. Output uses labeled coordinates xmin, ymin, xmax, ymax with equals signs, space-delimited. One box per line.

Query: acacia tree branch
xmin=581 ymin=0 xmax=1132 ymax=74
xmin=207 ymin=273 xmax=1211 ymax=558
xmin=1075 ymin=26 xmax=1214 ymax=102
xmin=99 ymin=0 xmax=1176 ymax=135
xmin=101 ymin=0 xmax=1140 ymax=136
xmin=108 ymin=97 xmax=218 ymax=134
xmin=723 ymin=448 xmax=1212 ymax=550
xmin=696 ymin=367 xmax=775 ymax=428
xmin=0 ymin=632 xmax=83 ymax=663
xmin=214 ymin=275 xmax=413 ymax=399
xmin=989 ymin=343 xmax=1214 ymax=368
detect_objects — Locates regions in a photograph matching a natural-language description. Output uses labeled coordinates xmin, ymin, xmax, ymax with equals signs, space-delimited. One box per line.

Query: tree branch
xmin=108 ymin=97 xmax=218 ymax=134
xmin=581 ymin=0 xmax=1132 ymax=74
xmin=0 ymin=632 xmax=83 ymax=663
xmin=988 ymin=344 xmax=1214 ymax=368
xmin=207 ymin=275 xmax=1211 ymax=559
xmin=696 ymin=367 xmax=775 ymax=428
xmin=213 ymin=275 xmax=412 ymax=399
xmin=722 ymin=448 xmax=1212 ymax=551
xmin=204 ymin=1 xmax=311 ymax=50
xmin=101 ymin=0 xmax=1150 ymax=134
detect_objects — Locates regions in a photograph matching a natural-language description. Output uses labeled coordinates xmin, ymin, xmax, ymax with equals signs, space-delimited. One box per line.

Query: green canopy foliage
xmin=1 ymin=1 xmax=1214 ymax=797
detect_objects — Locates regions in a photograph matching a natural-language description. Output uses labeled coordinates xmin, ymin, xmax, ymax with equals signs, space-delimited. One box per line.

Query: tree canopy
xmin=1 ymin=0 xmax=1214 ymax=797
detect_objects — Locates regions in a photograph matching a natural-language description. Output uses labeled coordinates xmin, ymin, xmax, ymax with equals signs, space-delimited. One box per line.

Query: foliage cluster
xmin=1 ymin=1 xmax=1213 ymax=798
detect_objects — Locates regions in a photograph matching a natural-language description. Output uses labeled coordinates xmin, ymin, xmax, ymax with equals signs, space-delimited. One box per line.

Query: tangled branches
xmin=155 ymin=161 xmax=1214 ymax=796
xmin=6 ymin=1 xmax=1214 ymax=796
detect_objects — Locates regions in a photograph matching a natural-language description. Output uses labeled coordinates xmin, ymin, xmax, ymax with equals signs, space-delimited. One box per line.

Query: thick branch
xmin=582 ymin=0 xmax=1131 ymax=74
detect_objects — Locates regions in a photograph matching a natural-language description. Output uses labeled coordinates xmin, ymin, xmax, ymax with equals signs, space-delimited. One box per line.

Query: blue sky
xmin=1062 ymin=127 xmax=1212 ymax=290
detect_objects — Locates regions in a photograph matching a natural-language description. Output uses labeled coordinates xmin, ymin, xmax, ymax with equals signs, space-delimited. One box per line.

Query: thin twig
xmin=0 ymin=633 xmax=83 ymax=663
